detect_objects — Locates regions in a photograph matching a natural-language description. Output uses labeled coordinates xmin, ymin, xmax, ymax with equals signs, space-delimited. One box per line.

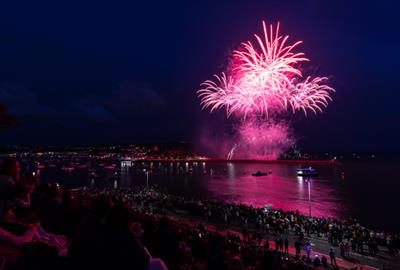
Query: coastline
xmin=132 ymin=159 xmax=340 ymax=165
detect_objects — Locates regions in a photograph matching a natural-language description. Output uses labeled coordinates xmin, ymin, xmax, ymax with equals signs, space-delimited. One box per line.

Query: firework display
xmin=198 ymin=21 xmax=334 ymax=118
xmin=237 ymin=119 xmax=295 ymax=159
xmin=197 ymin=21 xmax=334 ymax=159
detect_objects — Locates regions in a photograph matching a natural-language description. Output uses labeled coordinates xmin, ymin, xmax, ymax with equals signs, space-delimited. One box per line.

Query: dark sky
xmin=0 ymin=0 xmax=399 ymax=152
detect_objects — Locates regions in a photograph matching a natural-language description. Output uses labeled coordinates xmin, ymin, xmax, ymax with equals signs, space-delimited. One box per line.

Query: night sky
xmin=0 ymin=1 xmax=399 ymax=152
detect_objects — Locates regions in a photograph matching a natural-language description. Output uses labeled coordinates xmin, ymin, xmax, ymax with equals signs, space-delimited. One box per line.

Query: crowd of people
xmin=0 ymin=158 xmax=398 ymax=270
xmin=84 ymin=186 xmax=399 ymax=257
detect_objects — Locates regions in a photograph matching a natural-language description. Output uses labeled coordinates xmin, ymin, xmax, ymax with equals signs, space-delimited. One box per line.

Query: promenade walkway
xmin=162 ymin=211 xmax=400 ymax=270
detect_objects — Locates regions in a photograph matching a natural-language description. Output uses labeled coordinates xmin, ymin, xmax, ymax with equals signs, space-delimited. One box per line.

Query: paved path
xmin=162 ymin=212 xmax=399 ymax=270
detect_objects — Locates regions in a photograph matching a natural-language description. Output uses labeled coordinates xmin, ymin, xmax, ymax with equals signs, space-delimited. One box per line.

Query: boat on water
xmin=104 ymin=164 xmax=117 ymax=170
xmin=35 ymin=162 xmax=45 ymax=169
xmin=88 ymin=171 xmax=100 ymax=179
xmin=108 ymin=171 xmax=120 ymax=181
xmin=61 ymin=166 xmax=75 ymax=173
xmin=76 ymin=163 xmax=89 ymax=169
xmin=252 ymin=171 xmax=268 ymax=176
xmin=297 ymin=167 xmax=318 ymax=177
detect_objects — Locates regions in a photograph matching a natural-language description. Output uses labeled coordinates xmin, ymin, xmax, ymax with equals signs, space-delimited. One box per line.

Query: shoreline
xmin=72 ymin=186 xmax=399 ymax=269
xmin=71 ymin=186 xmax=397 ymax=235
xmin=132 ymin=158 xmax=340 ymax=165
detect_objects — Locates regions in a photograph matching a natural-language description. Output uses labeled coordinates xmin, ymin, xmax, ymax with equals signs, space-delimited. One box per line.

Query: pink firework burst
xmin=197 ymin=21 xmax=334 ymax=118
xmin=237 ymin=119 xmax=295 ymax=159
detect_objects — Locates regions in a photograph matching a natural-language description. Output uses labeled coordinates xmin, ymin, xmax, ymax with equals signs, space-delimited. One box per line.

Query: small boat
xmin=297 ymin=167 xmax=318 ymax=177
xmin=61 ymin=166 xmax=75 ymax=172
xmin=88 ymin=171 xmax=100 ymax=179
xmin=252 ymin=171 xmax=268 ymax=176
xmin=77 ymin=163 xmax=89 ymax=169
xmin=35 ymin=162 xmax=45 ymax=169
xmin=108 ymin=171 xmax=120 ymax=181
xmin=104 ymin=164 xmax=117 ymax=170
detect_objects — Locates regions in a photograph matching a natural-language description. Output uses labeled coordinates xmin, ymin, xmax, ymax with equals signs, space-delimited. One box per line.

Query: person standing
xmin=256 ymin=231 xmax=262 ymax=246
xmin=295 ymin=240 xmax=301 ymax=258
xmin=329 ymin=248 xmax=337 ymax=267
xmin=305 ymin=242 xmax=312 ymax=259
xmin=339 ymin=241 xmax=345 ymax=257
xmin=284 ymin=238 xmax=289 ymax=254
xmin=224 ymin=212 xmax=228 ymax=227
xmin=344 ymin=241 xmax=350 ymax=257
xmin=321 ymin=255 xmax=328 ymax=268
xmin=358 ymin=238 xmax=364 ymax=254
xmin=242 ymin=227 xmax=248 ymax=242
xmin=279 ymin=237 xmax=284 ymax=252
xmin=263 ymin=237 xmax=270 ymax=250
xmin=351 ymin=238 xmax=357 ymax=253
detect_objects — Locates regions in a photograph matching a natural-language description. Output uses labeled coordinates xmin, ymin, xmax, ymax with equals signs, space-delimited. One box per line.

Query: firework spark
xmin=197 ymin=21 xmax=334 ymax=117
xmin=237 ymin=119 xmax=295 ymax=159
xmin=196 ymin=21 xmax=335 ymax=160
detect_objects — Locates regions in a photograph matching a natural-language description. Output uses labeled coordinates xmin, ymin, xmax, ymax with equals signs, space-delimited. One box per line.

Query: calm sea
xmin=37 ymin=160 xmax=400 ymax=233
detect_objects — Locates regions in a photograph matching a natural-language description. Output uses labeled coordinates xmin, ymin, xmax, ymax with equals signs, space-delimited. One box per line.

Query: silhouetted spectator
xmin=313 ymin=255 xmax=321 ymax=266
xmin=329 ymin=248 xmax=337 ymax=266
xmin=305 ymin=242 xmax=312 ymax=259
xmin=284 ymin=238 xmax=289 ymax=254
xmin=321 ymin=255 xmax=328 ymax=268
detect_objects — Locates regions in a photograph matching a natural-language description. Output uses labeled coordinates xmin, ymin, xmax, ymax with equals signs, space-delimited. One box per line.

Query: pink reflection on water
xmin=204 ymin=163 xmax=343 ymax=219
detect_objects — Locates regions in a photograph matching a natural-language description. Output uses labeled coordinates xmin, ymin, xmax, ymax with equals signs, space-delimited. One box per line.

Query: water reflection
xmin=30 ymin=159 xmax=400 ymax=231
xmin=39 ymin=162 xmax=344 ymax=219
xmin=297 ymin=177 xmax=313 ymax=217
xmin=227 ymin=163 xmax=236 ymax=180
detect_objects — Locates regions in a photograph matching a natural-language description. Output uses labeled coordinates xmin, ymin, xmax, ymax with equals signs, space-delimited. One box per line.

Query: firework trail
xmin=227 ymin=143 xmax=239 ymax=160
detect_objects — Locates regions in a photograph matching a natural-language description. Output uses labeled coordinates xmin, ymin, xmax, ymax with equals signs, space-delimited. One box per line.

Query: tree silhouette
xmin=0 ymin=104 xmax=16 ymax=131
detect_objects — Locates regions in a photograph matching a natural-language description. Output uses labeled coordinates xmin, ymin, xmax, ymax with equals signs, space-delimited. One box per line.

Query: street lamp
xmin=143 ymin=169 xmax=149 ymax=188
